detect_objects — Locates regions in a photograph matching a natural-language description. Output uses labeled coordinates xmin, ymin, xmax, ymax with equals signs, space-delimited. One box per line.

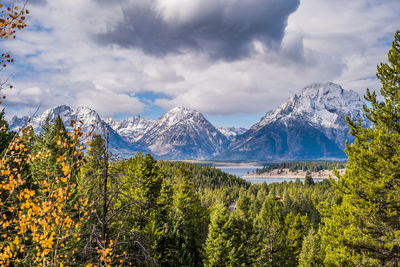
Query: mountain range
xmin=9 ymin=82 xmax=370 ymax=161
xmin=217 ymin=82 xmax=370 ymax=160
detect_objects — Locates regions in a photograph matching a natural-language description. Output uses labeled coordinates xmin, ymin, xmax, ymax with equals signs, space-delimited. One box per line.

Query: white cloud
xmin=0 ymin=0 xmax=399 ymax=123
xmin=74 ymin=81 xmax=145 ymax=116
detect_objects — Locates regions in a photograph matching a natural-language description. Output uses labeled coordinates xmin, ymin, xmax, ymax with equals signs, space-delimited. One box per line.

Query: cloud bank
xmin=95 ymin=0 xmax=299 ymax=60
xmin=1 ymin=0 xmax=400 ymax=126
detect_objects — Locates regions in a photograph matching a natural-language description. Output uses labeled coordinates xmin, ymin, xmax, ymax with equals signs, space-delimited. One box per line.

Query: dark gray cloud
xmin=95 ymin=0 xmax=299 ymax=60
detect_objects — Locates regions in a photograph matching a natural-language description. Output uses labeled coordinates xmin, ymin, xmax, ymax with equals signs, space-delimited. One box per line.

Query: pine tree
xmin=226 ymin=190 xmax=254 ymax=266
xmin=76 ymin=135 xmax=106 ymax=264
xmin=319 ymin=31 xmax=400 ymax=265
xmin=151 ymin=179 xmax=174 ymax=263
xmin=251 ymin=197 xmax=289 ymax=266
xmin=124 ymin=152 xmax=163 ymax=206
xmin=203 ymin=203 xmax=230 ymax=267
xmin=163 ymin=166 xmax=207 ymax=267
xmin=285 ymin=212 xmax=312 ymax=265
xmin=304 ymin=173 xmax=314 ymax=187
xmin=78 ymin=134 xmax=105 ymax=200
xmin=0 ymin=109 xmax=15 ymax=155
xmin=225 ymin=210 xmax=251 ymax=266
xmin=115 ymin=152 xmax=163 ymax=243
xmin=298 ymin=228 xmax=323 ymax=267
xmin=31 ymin=115 xmax=73 ymax=179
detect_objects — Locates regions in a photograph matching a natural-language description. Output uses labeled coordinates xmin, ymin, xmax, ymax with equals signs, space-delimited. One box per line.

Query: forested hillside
xmin=0 ymin=114 xmax=337 ymax=265
xmin=2 ymin=108 xmax=394 ymax=265
xmin=0 ymin=2 xmax=399 ymax=265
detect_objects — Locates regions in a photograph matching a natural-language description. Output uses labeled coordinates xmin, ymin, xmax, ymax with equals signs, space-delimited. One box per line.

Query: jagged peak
xmin=166 ymin=106 xmax=198 ymax=114
xmin=76 ymin=106 xmax=97 ymax=114
xmin=217 ymin=126 xmax=248 ymax=141
xmin=41 ymin=105 xmax=100 ymax=118
xmin=52 ymin=104 xmax=72 ymax=111
xmin=105 ymin=115 xmax=155 ymax=127
xmin=255 ymin=82 xmax=366 ymax=130
xmin=296 ymin=82 xmax=359 ymax=100
xmin=300 ymin=82 xmax=343 ymax=93
xmin=40 ymin=105 xmax=100 ymax=116
xmin=41 ymin=104 xmax=72 ymax=116
xmin=158 ymin=106 xmax=203 ymax=126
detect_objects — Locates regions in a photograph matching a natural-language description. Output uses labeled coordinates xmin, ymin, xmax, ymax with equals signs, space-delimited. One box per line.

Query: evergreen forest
xmin=0 ymin=113 xmax=339 ymax=266
xmin=0 ymin=3 xmax=399 ymax=266
xmin=255 ymin=161 xmax=347 ymax=174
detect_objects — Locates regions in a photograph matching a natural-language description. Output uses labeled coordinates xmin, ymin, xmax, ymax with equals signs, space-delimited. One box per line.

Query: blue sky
xmin=1 ymin=0 xmax=400 ymax=128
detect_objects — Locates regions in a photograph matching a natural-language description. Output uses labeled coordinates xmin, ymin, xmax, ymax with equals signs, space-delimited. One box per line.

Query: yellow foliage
xmin=0 ymin=125 xmax=88 ymax=266
xmin=0 ymin=6 xmax=112 ymax=262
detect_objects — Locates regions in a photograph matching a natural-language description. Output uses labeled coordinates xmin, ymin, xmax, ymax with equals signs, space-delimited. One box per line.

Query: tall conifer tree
xmin=203 ymin=203 xmax=230 ymax=267
xmin=251 ymin=197 xmax=288 ymax=266
xmin=163 ymin=166 xmax=207 ymax=266
xmin=298 ymin=228 xmax=323 ymax=267
xmin=319 ymin=31 xmax=400 ymax=266
xmin=0 ymin=110 xmax=14 ymax=155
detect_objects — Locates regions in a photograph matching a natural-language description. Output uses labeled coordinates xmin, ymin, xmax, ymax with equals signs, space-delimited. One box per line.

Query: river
xmin=215 ymin=166 xmax=324 ymax=184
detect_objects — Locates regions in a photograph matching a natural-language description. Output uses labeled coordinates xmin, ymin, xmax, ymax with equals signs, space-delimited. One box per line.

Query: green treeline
xmin=83 ymin=138 xmax=336 ymax=266
xmin=256 ymin=161 xmax=347 ymax=174
xmin=157 ymin=161 xmax=250 ymax=190
xmin=0 ymin=112 xmax=336 ymax=266
xmin=0 ymin=30 xmax=399 ymax=266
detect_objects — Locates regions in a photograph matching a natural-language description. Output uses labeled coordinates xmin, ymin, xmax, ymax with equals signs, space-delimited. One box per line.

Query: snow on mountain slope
xmin=218 ymin=82 xmax=369 ymax=161
xmin=255 ymin=82 xmax=366 ymax=128
xmin=10 ymin=105 xmax=105 ymax=136
xmin=8 ymin=105 xmax=230 ymax=159
xmin=216 ymin=126 xmax=247 ymax=141
xmin=105 ymin=116 xmax=155 ymax=142
xmin=252 ymin=82 xmax=370 ymax=149
xmin=9 ymin=105 xmax=137 ymax=152
xmin=9 ymin=116 xmax=30 ymax=131
xmin=8 ymin=82 xmax=368 ymax=161
xmin=138 ymin=106 xmax=229 ymax=159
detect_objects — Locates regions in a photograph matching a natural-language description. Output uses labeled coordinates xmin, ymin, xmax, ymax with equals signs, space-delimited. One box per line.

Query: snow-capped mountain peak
xmin=216 ymin=82 xmax=368 ymax=161
xmin=39 ymin=105 xmax=74 ymax=122
xmin=255 ymin=82 xmax=366 ymax=130
xmin=28 ymin=105 xmax=102 ymax=134
xmin=9 ymin=115 xmax=30 ymax=131
xmin=169 ymin=106 xmax=189 ymax=112
xmin=105 ymin=116 xmax=155 ymax=143
xmin=138 ymin=106 xmax=229 ymax=159
xmin=9 ymin=105 xmax=136 ymax=154
xmin=217 ymin=126 xmax=247 ymax=141
xmin=158 ymin=106 xmax=202 ymax=128
xmin=7 ymin=82 xmax=369 ymax=161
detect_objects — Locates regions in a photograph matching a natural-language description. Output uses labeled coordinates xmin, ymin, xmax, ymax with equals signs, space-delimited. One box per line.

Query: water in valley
xmin=216 ymin=166 xmax=325 ymax=184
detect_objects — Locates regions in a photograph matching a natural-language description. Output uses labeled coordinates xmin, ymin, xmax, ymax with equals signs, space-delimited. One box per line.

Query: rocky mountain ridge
xmin=218 ymin=82 xmax=370 ymax=160
xmin=8 ymin=82 xmax=368 ymax=160
xmin=253 ymin=82 xmax=369 ymax=149
xmin=136 ymin=106 xmax=229 ymax=159
xmin=216 ymin=126 xmax=247 ymax=141
xmin=9 ymin=105 xmax=137 ymax=154
xmin=104 ymin=116 xmax=156 ymax=143
xmin=9 ymin=105 xmax=233 ymax=159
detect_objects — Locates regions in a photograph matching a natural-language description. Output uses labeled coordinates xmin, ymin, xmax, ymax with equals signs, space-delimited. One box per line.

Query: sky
xmin=1 ymin=0 xmax=400 ymax=128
